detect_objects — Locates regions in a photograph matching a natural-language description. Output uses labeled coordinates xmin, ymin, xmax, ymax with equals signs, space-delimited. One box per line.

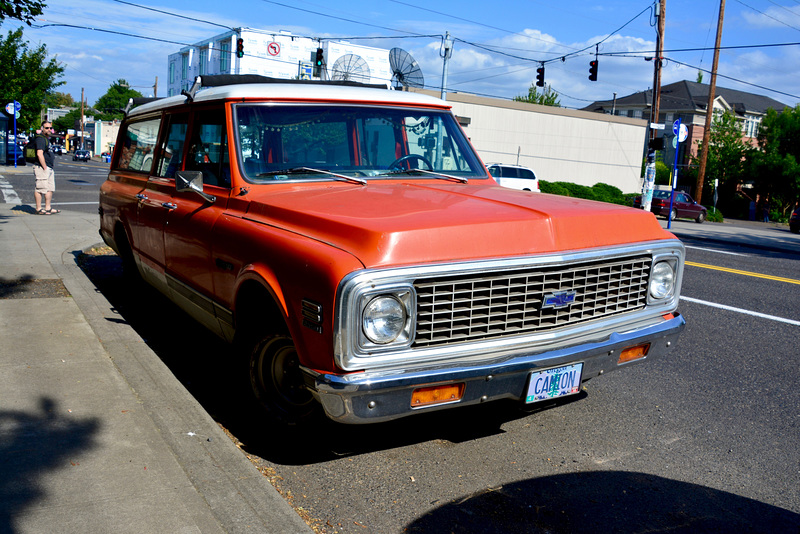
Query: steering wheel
xmin=388 ymin=154 xmax=433 ymax=171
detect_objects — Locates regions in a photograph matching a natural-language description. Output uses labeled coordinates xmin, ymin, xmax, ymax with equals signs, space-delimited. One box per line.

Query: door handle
xmin=161 ymin=202 xmax=177 ymax=210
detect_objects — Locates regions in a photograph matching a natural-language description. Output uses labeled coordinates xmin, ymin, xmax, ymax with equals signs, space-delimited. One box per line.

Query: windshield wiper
xmin=385 ymin=168 xmax=468 ymax=183
xmin=257 ymin=167 xmax=366 ymax=185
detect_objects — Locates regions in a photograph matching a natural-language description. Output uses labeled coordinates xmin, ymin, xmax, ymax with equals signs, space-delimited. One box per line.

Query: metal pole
xmin=695 ymin=0 xmax=725 ymax=205
xmin=440 ymin=32 xmax=453 ymax=101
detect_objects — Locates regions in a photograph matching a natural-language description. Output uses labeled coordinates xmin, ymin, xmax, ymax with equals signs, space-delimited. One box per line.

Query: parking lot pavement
xmin=0 ymin=202 xmax=311 ymax=534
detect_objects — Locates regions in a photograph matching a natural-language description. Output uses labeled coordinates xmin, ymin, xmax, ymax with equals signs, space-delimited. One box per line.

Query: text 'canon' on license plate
xmin=525 ymin=363 xmax=583 ymax=403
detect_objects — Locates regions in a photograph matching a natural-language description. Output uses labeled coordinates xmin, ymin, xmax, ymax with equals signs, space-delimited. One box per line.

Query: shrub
xmin=540 ymin=180 xmax=629 ymax=206
xmin=704 ymin=206 xmax=724 ymax=223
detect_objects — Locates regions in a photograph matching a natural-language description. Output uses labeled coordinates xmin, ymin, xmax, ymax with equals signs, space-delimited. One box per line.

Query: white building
xmin=167 ymin=28 xmax=392 ymax=97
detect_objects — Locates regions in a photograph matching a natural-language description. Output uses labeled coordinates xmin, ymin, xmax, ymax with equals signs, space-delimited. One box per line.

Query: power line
xmin=110 ymin=0 xmax=234 ymax=31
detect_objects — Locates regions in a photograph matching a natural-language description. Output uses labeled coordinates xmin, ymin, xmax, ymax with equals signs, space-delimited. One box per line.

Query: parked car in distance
xmin=790 ymin=205 xmax=800 ymax=234
xmin=73 ymin=149 xmax=91 ymax=161
xmin=99 ymin=75 xmax=686 ymax=425
xmin=487 ymin=163 xmax=540 ymax=192
xmin=634 ymin=189 xmax=707 ymax=223
xmin=51 ymin=145 xmax=64 ymax=155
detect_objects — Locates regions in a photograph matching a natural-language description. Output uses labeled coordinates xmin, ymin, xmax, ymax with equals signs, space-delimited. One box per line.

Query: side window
xmin=156 ymin=113 xmax=189 ymax=178
xmin=116 ymin=118 xmax=161 ymax=173
xmin=184 ymin=108 xmax=230 ymax=188
xmin=488 ymin=166 xmax=501 ymax=177
xmin=518 ymin=168 xmax=535 ymax=180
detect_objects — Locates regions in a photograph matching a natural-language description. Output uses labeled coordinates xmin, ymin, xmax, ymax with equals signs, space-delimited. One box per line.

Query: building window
xmin=744 ymin=115 xmax=760 ymax=138
xmin=219 ymin=41 xmax=230 ymax=72
xmin=169 ymin=62 xmax=175 ymax=84
xmin=181 ymin=54 xmax=188 ymax=80
xmin=199 ymin=47 xmax=208 ymax=75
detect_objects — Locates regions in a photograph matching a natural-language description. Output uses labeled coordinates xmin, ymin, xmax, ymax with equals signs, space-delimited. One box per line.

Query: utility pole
xmin=154 ymin=76 xmax=158 ymax=98
xmin=440 ymin=32 xmax=453 ymax=101
xmin=695 ymin=0 xmax=725 ymax=205
xmin=642 ymin=0 xmax=665 ymax=213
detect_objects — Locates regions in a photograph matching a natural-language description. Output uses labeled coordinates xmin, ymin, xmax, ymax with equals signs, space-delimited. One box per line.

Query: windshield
xmin=234 ymin=104 xmax=486 ymax=183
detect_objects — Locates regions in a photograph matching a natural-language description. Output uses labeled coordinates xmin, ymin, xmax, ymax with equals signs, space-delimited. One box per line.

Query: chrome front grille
xmin=413 ymin=254 xmax=651 ymax=348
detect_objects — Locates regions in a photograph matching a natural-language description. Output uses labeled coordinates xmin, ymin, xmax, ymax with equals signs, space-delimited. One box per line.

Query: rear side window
xmin=518 ymin=168 xmax=535 ymax=180
xmin=117 ymin=118 xmax=161 ymax=173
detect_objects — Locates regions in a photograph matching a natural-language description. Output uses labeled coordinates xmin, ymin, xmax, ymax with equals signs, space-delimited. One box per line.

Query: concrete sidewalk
xmin=0 ymin=202 xmax=311 ymax=533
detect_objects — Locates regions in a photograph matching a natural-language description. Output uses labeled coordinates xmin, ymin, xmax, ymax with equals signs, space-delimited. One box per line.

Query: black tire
xmin=790 ymin=225 xmax=799 ymax=234
xmin=249 ymin=335 xmax=317 ymax=425
xmin=695 ymin=211 xmax=706 ymax=224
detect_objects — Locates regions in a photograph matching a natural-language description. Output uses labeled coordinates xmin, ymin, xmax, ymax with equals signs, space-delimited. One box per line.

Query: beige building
xmin=418 ymin=90 xmax=648 ymax=193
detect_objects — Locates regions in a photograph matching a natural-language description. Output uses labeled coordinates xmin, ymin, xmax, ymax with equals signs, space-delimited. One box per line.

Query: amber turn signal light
xmin=618 ymin=343 xmax=650 ymax=364
xmin=411 ymin=383 xmax=465 ymax=408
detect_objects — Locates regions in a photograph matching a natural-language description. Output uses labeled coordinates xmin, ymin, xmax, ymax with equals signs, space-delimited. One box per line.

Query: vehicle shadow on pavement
xmin=78 ymin=251 xmax=578 ymax=465
xmin=404 ymin=470 xmax=800 ymax=533
xmin=0 ymin=398 xmax=100 ymax=534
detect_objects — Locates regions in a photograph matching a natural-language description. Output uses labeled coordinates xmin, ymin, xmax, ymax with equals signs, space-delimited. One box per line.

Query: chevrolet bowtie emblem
xmin=542 ymin=290 xmax=577 ymax=309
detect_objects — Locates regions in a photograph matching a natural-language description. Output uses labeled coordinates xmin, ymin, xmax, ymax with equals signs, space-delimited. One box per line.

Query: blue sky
xmin=5 ymin=0 xmax=800 ymax=109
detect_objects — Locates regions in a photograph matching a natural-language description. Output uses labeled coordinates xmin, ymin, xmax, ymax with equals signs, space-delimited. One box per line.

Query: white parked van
xmin=487 ymin=163 xmax=540 ymax=192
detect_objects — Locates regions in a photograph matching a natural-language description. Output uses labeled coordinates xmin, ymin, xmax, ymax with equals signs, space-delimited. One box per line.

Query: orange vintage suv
xmin=99 ymin=75 xmax=685 ymax=424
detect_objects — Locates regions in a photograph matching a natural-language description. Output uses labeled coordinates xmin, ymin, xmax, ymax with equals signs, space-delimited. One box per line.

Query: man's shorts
xmin=33 ymin=166 xmax=55 ymax=194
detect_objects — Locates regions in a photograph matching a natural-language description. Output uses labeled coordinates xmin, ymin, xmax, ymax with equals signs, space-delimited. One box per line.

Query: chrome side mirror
xmin=176 ymin=170 xmax=216 ymax=203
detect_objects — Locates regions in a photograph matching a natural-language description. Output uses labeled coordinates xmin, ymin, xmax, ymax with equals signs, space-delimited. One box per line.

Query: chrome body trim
xmin=333 ymin=240 xmax=684 ymax=371
xmin=309 ymin=313 xmax=685 ymax=424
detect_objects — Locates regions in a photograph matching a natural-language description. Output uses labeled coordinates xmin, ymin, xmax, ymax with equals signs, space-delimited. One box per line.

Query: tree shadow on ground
xmin=0 ymin=398 xmax=99 ymax=534
xmin=77 ymin=251 xmax=585 ymax=465
xmin=405 ymin=470 xmax=799 ymax=533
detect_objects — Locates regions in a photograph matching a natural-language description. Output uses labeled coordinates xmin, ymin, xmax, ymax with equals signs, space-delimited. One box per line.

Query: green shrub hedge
xmin=539 ymin=180 xmax=630 ymax=206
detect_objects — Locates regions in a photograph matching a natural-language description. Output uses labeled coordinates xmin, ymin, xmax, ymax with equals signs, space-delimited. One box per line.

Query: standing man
xmin=33 ymin=121 xmax=60 ymax=215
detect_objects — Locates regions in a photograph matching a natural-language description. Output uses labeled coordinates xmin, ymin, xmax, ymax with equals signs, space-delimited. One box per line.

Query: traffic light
xmin=536 ymin=65 xmax=545 ymax=87
xmin=313 ymin=48 xmax=324 ymax=77
xmin=236 ymin=38 xmax=244 ymax=59
xmin=589 ymin=59 xmax=598 ymax=81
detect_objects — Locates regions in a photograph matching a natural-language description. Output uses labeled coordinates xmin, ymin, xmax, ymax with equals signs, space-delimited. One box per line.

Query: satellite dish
xmin=389 ymin=48 xmax=424 ymax=90
xmin=330 ymin=54 xmax=371 ymax=83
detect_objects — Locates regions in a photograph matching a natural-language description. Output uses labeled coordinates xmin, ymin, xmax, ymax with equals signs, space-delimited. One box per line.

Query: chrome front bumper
xmin=306 ymin=313 xmax=686 ymax=424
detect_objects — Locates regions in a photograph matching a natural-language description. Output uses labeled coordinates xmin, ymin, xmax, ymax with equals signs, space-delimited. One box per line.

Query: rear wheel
xmin=249 ymin=335 xmax=317 ymax=425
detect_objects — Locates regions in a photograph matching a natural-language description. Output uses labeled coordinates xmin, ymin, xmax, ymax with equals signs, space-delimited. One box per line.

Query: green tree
xmin=513 ymin=83 xmax=561 ymax=107
xmin=0 ymin=27 xmax=64 ymax=130
xmin=692 ymin=110 xmax=751 ymax=205
xmin=44 ymin=91 xmax=75 ymax=108
xmin=1 ymin=0 xmax=45 ymax=25
xmin=93 ymin=79 xmax=143 ymax=120
xmin=749 ymin=105 xmax=800 ymax=217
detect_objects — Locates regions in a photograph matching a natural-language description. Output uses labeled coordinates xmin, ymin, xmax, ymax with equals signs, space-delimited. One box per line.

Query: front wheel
xmin=249 ymin=335 xmax=317 ymax=425
xmin=695 ymin=211 xmax=706 ymax=223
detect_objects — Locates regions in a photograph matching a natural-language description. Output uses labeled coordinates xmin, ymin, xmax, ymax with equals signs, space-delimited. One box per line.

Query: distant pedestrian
xmin=33 ymin=121 xmax=60 ymax=215
xmin=762 ymin=198 xmax=770 ymax=223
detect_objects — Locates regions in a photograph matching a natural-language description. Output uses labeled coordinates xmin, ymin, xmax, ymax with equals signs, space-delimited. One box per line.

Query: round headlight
xmin=649 ymin=261 xmax=675 ymax=299
xmin=363 ymin=296 xmax=407 ymax=344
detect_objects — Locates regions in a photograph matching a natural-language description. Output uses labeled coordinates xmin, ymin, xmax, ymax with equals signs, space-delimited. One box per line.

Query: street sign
xmin=5 ymin=103 xmax=14 ymax=114
xmin=672 ymin=119 xmax=681 ymax=136
xmin=678 ymin=123 xmax=688 ymax=143
xmin=14 ymin=100 xmax=21 ymax=112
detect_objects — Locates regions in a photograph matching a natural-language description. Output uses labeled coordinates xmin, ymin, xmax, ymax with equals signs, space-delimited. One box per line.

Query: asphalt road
xmin=2 ymin=156 xmax=108 ymax=214
xmin=8 ymin=164 xmax=798 ymax=532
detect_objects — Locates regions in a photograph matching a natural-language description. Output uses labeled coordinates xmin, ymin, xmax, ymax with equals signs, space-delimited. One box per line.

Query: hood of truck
xmin=243 ymin=181 xmax=674 ymax=268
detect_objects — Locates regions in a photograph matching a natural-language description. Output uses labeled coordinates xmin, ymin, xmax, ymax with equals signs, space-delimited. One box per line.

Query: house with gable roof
xmin=582 ymin=80 xmax=789 ymax=172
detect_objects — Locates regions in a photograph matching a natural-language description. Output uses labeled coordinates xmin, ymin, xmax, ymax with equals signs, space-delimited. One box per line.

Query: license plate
xmin=525 ymin=363 xmax=583 ymax=403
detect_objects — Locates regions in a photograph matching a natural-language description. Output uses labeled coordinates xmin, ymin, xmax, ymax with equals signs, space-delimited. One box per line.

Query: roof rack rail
xmin=180 ymin=74 xmax=389 ymax=102
xmin=123 ymin=96 xmax=163 ymax=116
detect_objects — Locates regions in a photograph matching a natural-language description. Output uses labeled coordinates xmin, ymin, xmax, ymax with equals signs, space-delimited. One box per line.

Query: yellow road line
xmin=685 ymin=261 xmax=800 ymax=285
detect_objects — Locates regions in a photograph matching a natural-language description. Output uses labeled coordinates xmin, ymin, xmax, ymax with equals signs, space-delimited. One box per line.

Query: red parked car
xmin=99 ymin=75 xmax=686 ymax=425
xmin=635 ymin=189 xmax=707 ymax=223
